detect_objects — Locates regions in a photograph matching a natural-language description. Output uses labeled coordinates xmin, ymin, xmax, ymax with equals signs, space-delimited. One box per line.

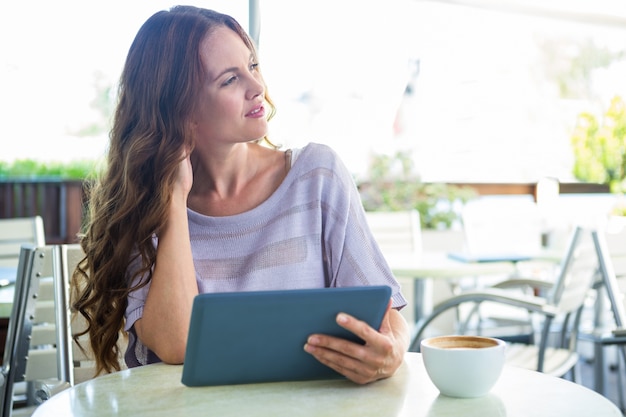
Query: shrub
xmin=0 ymin=159 xmax=100 ymax=180
xmin=359 ymin=151 xmax=476 ymax=229
xmin=571 ymin=95 xmax=626 ymax=193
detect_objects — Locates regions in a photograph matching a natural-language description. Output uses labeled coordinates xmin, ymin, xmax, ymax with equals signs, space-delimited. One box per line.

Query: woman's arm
xmin=134 ymin=155 xmax=198 ymax=364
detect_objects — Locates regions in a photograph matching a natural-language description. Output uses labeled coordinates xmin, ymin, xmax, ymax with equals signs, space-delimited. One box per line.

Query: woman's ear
xmin=188 ymin=119 xmax=198 ymax=132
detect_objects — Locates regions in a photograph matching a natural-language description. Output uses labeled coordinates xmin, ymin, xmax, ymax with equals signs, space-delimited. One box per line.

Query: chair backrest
xmin=0 ymin=244 xmax=60 ymax=417
xmin=0 ymin=244 xmax=107 ymax=416
xmin=509 ymin=226 xmax=596 ymax=374
xmin=593 ymin=219 xmax=626 ymax=328
xmin=461 ymin=197 xmax=542 ymax=257
xmin=53 ymin=244 xmax=100 ymax=386
xmin=365 ymin=210 xmax=422 ymax=255
xmin=0 ymin=217 xmax=45 ymax=268
xmin=601 ymin=217 xmax=626 ymax=280
xmin=547 ymin=226 xmax=598 ymax=314
xmin=527 ymin=226 xmax=596 ymax=373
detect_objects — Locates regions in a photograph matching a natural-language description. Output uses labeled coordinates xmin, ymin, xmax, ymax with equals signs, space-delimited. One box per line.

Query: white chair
xmin=54 ymin=244 xmax=106 ymax=386
xmin=456 ymin=198 xmax=559 ymax=341
xmin=0 ymin=244 xmax=63 ymax=417
xmin=460 ymin=197 xmax=543 ymax=259
xmin=0 ymin=243 xmax=112 ymax=417
xmin=580 ymin=220 xmax=626 ymax=410
xmin=411 ymin=226 xmax=597 ymax=381
xmin=365 ymin=210 xmax=422 ymax=327
xmin=593 ymin=218 xmax=626 ymax=330
xmin=364 ymin=210 xmax=422 ymax=255
xmin=0 ymin=217 xmax=45 ymax=269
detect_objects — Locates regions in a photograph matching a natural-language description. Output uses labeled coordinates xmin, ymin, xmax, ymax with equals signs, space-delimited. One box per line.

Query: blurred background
xmin=2 ymin=0 xmax=625 ymax=183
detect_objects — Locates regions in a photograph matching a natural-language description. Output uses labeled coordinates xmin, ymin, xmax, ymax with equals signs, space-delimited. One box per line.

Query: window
xmin=259 ymin=0 xmax=626 ymax=182
xmin=0 ymin=0 xmax=249 ymax=162
xmin=2 ymin=0 xmax=624 ymax=187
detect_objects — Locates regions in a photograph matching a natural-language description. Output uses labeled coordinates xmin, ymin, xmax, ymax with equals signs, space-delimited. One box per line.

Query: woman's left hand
xmin=303 ymin=300 xmax=410 ymax=384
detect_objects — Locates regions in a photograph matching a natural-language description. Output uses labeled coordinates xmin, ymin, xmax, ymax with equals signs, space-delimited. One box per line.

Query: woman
xmin=73 ymin=5 xmax=409 ymax=385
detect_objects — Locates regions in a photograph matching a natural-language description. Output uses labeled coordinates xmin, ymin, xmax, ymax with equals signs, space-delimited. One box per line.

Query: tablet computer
xmin=181 ymin=285 xmax=391 ymax=387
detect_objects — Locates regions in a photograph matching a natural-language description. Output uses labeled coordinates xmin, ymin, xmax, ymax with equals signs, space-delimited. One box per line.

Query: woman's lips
xmin=246 ymin=105 xmax=265 ymax=118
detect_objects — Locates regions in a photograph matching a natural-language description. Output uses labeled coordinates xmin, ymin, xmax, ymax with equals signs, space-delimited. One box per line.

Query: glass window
xmin=0 ymin=0 xmax=249 ymax=162
xmin=259 ymin=0 xmax=626 ymax=182
xmin=2 ymin=0 xmax=624 ymax=188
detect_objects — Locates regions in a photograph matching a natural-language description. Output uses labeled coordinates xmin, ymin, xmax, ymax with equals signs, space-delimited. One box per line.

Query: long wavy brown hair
xmin=72 ymin=6 xmax=276 ymax=375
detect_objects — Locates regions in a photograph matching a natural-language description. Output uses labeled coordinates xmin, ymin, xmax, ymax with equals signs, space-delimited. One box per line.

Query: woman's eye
xmin=250 ymin=63 xmax=259 ymax=71
xmin=223 ymin=76 xmax=237 ymax=86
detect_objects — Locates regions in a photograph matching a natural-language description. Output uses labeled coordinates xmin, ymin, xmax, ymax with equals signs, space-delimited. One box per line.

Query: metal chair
xmin=0 ymin=243 xmax=106 ymax=417
xmin=579 ymin=221 xmax=626 ymax=410
xmin=0 ymin=244 xmax=67 ymax=417
xmin=410 ymin=226 xmax=597 ymax=381
xmin=54 ymin=244 xmax=103 ymax=386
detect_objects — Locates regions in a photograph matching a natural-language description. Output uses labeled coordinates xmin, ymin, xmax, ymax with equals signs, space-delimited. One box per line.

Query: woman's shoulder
xmin=290 ymin=142 xmax=353 ymax=189
xmin=300 ymin=142 xmax=337 ymax=156
xmin=296 ymin=142 xmax=342 ymax=167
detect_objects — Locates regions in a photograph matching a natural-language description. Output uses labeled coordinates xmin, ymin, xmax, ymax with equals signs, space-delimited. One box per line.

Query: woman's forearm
xmin=135 ymin=196 xmax=198 ymax=363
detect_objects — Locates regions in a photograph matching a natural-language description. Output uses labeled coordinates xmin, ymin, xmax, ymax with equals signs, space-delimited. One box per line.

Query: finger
xmin=333 ymin=313 xmax=376 ymax=345
xmin=305 ymin=330 xmax=390 ymax=375
xmin=377 ymin=299 xmax=394 ymax=335
xmin=319 ymin=357 xmax=380 ymax=385
xmin=334 ymin=303 xmax=392 ymax=347
xmin=305 ymin=333 xmax=368 ymax=365
xmin=304 ymin=342 xmax=380 ymax=384
xmin=307 ymin=311 xmax=393 ymax=364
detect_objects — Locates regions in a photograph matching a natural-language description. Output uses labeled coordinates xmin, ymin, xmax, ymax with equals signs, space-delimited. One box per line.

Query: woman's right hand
xmin=174 ymin=150 xmax=194 ymax=202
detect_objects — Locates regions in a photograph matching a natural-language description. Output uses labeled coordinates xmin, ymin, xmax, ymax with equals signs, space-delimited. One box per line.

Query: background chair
xmin=54 ymin=244 xmax=109 ymax=386
xmin=0 ymin=217 xmax=45 ymax=269
xmin=452 ymin=198 xmax=558 ymax=339
xmin=411 ymin=226 xmax=598 ymax=381
xmin=0 ymin=217 xmax=46 ymax=363
xmin=0 ymin=218 xmax=45 ymax=293
xmin=365 ymin=209 xmax=513 ymax=335
xmin=458 ymin=196 xmax=559 ymax=287
xmin=0 ymin=244 xmax=63 ymax=417
xmin=365 ymin=210 xmax=422 ymax=328
xmin=579 ymin=221 xmax=626 ymax=410
xmin=0 ymin=243 xmax=118 ymax=417
xmin=460 ymin=197 xmax=543 ymax=260
xmin=364 ymin=210 xmax=422 ymax=255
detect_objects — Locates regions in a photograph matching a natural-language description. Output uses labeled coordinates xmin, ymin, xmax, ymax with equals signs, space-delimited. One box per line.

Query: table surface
xmin=31 ymin=352 xmax=621 ymax=417
xmin=387 ymin=250 xmax=562 ymax=280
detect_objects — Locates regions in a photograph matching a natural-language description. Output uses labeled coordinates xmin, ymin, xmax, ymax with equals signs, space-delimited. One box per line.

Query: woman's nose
xmin=246 ymin=75 xmax=265 ymax=100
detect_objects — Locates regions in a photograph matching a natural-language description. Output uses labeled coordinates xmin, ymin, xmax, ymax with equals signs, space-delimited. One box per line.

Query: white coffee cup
xmin=420 ymin=335 xmax=506 ymax=398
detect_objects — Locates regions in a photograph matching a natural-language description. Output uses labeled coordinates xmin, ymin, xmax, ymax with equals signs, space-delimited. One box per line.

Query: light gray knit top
xmin=124 ymin=142 xmax=407 ymax=367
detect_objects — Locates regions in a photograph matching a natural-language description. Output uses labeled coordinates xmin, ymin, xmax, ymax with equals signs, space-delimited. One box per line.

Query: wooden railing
xmin=0 ymin=179 xmax=86 ymax=244
xmin=0 ymin=179 xmax=610 ymax=244
xmin=446 ymin=182 xmax=610 ymax=201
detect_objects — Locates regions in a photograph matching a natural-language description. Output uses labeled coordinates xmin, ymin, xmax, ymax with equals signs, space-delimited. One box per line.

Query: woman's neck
xmin=187 ymin=143 xmax=287 ymax=216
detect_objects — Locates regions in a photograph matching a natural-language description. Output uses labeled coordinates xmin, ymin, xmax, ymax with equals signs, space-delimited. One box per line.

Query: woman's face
xmin=190 ymin=26 xmax=268 ymax=147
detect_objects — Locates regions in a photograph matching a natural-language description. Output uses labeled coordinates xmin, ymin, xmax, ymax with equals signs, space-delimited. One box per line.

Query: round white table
xmin=31 ymin=352 xmax=621 ymax=417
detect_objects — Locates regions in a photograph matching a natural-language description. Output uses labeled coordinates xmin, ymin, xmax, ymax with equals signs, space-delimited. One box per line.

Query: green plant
xmin=0 ymin=159 xmax=100 ymax=180
xmin=359 ymin=151 xmax=476 ymax=229
xmin=571 ymin=95 xmax=626 ymax=193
